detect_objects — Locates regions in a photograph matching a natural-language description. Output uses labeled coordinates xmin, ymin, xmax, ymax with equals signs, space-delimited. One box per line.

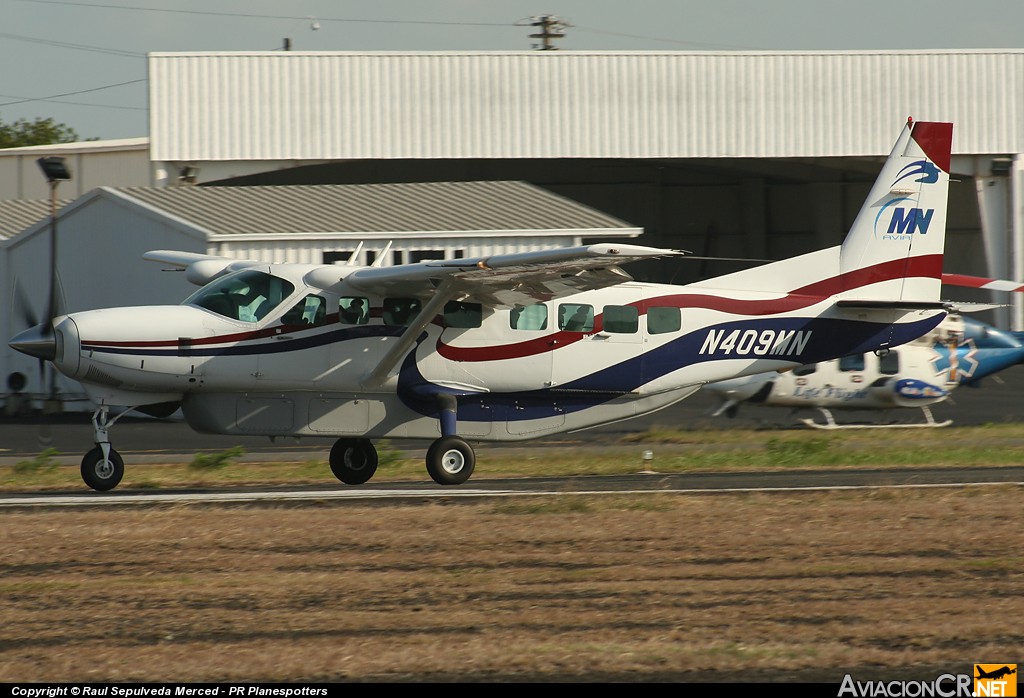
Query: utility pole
xmin=528 ymin=15 xmax=568 ymax=50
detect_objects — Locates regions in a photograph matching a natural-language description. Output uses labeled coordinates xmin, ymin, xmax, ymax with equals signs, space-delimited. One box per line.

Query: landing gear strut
xmin=425 ymin=394 xmax=476 ymax=485
xmin=81 ymin=405 xmax=128 ymax=491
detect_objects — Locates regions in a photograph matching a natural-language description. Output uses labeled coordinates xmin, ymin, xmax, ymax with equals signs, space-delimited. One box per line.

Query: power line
xmin=13 ymin=0 xmax=516 ymax=27
xmin=0 ymin=79 xmax=147 ymax=109
xmin=0 ymin=31 xmax=146 ymax=58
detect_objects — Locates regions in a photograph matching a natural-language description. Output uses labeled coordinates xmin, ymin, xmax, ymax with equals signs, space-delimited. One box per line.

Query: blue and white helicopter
xmin=704 ymin=309 xmax=1024 ymax=429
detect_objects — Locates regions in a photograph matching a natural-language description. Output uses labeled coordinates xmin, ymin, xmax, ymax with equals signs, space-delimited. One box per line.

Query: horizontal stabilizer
xmin=944 ymin=301 xmax=1008 ymax=313
xmin=835 ymin=300 xmax=949 ymax=310
xmin=942 ymin=273 xmax=1024 ymax=293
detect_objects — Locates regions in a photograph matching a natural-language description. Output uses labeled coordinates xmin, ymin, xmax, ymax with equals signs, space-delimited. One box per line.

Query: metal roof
xmin=150 ymin=50 xmax=1024 ymax=162
xmin=111 ymin=181 xmax=639 ymax=239
xmin=0 ymin=199 xmax=68 ymax=240
xmin=0 ymin=138 xmax=149 ymax=155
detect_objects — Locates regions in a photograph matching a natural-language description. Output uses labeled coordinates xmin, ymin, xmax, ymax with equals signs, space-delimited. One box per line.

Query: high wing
xmin=339 ymin=243 xmax=685 ymax=386
xmin=143 ymin=250 xmax=264 ymax=286
xmin=342 ymin=243 xmax=686 ymax=306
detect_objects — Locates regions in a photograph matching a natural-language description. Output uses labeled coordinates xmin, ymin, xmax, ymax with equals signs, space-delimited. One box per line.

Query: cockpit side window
xmin=185 ymin=270 xmax=295 ymax=323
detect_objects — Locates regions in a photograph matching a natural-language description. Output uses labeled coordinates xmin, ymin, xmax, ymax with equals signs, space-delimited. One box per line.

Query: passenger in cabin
xmin=510 ymin=303 xmax=548 ymax=330
xmin=385 ymin=299 xmax=420 ymax=326
xmin=564 ymin=306 xmax=593 ymax=332
xmin=340 ymin=298 xmax=367 ymax=325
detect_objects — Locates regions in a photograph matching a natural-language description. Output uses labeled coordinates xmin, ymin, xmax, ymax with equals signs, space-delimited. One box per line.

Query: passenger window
xmin=383 ymin=298 xmax=421 ymax=326
xmin=558 ymin=303 xmax=594 ymax=332
xmin=839 ymin=353 xmax=866 ymax=372
xmin=793 ymin=363 xmax=817 ymax=376
xmin=602 ymin=305 xmax=638 ymax=334
xmin=879 ymin=350 xmax=900 ymax=375
xmin=444 ymin=301 xmax=482 ymax=328
xmin=510 ymin=304 xmax=548 ymax=331
xmin=647 ymin=306 xmax=681 ymax=334
xmin=339 ymin=297 xmax=369 ymax=325
xmin=281 ymin=295 xmax=327 ymax=326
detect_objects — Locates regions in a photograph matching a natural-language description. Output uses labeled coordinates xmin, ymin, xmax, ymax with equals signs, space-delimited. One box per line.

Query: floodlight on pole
xmin=37 ymin=156 xmax=72 ymax=182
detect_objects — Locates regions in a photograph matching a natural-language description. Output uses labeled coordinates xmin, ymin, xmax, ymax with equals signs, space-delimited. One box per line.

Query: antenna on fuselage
xmin=372 ymin=241 xmax=393 ymax=267
xmin=346 ymin=242 xmax=364 ymax=266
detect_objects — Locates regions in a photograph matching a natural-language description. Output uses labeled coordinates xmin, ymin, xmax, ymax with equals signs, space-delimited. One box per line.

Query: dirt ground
xmin=1 ymin=485 xmax=1020 ymax=684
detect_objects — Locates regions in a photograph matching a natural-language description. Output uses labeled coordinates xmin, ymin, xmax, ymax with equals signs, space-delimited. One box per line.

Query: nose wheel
xmin=81 ymin=446 xmax=124 ymax=491
xmin=80 ymin=404 xmax=131 ymax=491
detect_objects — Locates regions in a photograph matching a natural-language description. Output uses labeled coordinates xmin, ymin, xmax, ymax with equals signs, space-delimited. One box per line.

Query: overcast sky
xmin=4 ymin=0 xmax=1024 ymax=141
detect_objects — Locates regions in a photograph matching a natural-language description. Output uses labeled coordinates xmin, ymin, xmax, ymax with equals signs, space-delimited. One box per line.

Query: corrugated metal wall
xmin=0 ymin=140 xmax=152 ymax=201
xmin=150 ymin=51 xmax=1024 ymax=162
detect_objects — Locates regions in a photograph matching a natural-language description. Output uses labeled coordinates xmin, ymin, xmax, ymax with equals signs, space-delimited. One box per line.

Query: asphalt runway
xmin=3 ymin=467 xmax=1023 ymax=509
xmin=2 ymin=364 xmax=1024 ymax=463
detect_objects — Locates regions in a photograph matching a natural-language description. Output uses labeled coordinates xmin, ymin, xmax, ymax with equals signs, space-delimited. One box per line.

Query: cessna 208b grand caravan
xmin=11 ymin=119 xmax=954 ymax=491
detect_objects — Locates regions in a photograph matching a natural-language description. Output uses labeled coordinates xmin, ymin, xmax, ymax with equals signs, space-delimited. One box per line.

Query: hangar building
xmin=3 ymin=49 xmax=1024 ymax=408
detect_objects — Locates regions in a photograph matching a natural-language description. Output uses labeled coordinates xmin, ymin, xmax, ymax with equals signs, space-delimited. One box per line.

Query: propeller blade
xmin=13 ymin=280 xmax=40 ymax=329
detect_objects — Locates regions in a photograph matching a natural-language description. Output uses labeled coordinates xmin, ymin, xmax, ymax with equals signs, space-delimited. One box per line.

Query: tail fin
xmin=839 ymin=118 xmax=953 ymax=303
xmin=688 ymin=119 xmax=953 ymax=302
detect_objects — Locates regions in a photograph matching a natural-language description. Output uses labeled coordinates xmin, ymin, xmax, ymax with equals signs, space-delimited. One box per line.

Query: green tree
xmin=0 ymin=115 xmax=81 ymax=148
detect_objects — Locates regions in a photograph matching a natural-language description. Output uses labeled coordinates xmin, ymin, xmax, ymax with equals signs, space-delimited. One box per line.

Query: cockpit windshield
xmin=185 ymin=270 xmax=295 ymax=323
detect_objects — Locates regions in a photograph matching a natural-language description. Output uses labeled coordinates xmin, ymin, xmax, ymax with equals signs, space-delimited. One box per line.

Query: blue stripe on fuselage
xmin=83 ymin=324 xmax=403 ymax=357
xmin=398 ymin=314 xmax=944 ymax=422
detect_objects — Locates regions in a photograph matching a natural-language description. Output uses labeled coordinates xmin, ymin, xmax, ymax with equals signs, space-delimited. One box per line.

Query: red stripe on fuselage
xmin=82 ymin=313 xmax=343 ymax=349
xmin=81 ymin=255 xmax=943 ymax=356
xmin=437 ymin=254 xmax=944 ymax=362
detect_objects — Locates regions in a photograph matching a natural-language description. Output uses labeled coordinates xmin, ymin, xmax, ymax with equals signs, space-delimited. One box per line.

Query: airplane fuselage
xmin=49 ymin=264 xmax=943 ymax=441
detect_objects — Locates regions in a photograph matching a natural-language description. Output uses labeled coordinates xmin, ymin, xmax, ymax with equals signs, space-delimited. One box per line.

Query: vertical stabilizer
xmin=839 ymin=119 xmax=953 ymax=302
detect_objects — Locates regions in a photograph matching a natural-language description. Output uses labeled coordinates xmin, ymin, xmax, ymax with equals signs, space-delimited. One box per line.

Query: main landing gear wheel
xmin=426 ymin=436 xmax=475 ymax=486
xmin=329 ymin=438 xmax=378 ymax=485
xmin=81 ymin=447 xmax=124 ymax=492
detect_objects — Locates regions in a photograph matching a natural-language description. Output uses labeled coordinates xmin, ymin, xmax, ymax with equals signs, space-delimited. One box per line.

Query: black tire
xmin=81 ymin=446 xmax=124 ymax=492
xmin=329 ymin=438 xmax=378 ymax=485
xmin=426 ymin=436 xmax=475 ymax=486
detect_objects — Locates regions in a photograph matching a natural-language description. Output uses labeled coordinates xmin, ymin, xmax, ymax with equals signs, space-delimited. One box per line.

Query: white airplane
xmin=10 ymin=118 xmax=954 ymax=490
xmin=703 ymin=312 xmax=1024 ymax=429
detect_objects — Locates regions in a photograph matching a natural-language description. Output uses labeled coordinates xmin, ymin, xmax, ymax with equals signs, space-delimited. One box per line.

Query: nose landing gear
xmin=80 ymin=405 xmax=128 ymax=491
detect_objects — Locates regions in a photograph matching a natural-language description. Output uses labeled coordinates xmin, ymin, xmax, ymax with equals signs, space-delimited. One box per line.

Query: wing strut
xmin=361 ymin=278 xmax=460 ymax=388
